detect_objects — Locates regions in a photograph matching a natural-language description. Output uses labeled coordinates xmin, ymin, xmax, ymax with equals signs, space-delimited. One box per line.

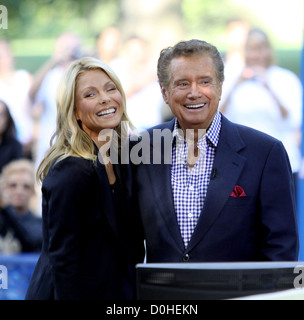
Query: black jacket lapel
xmin=187 ymin=115 xmax=246 ymax=251
xmin=145 ymin=119 xmax=185 ymax=250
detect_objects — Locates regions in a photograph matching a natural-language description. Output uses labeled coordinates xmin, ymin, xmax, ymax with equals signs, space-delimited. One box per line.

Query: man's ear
xmin=218 ymin=83 xmax=223 ymax=102
xmin=160 ymin=85 xmax=169 ymax=104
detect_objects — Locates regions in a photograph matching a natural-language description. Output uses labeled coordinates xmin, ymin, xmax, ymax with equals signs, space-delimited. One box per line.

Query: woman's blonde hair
xmin=37 ymin=56 xmax=132 ymax=183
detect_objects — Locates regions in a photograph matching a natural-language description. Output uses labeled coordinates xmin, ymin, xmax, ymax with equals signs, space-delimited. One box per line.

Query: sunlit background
xmin=0 ymin=0 xmax=304 ymax=300
xmin=2 ymin=0 xmax=303 ymax=75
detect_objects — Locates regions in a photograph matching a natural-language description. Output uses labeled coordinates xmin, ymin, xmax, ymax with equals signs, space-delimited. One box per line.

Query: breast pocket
xmin=225 ymin=196 xmax=253 ymax=207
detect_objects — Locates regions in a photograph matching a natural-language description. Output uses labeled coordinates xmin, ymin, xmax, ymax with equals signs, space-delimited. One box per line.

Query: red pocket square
xmin=230 ymin=185 xmax=247 ymax=197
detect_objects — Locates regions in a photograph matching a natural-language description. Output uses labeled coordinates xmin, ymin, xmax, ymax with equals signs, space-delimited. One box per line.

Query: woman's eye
xmin=85 ymin=93 xmax=94 ymax=98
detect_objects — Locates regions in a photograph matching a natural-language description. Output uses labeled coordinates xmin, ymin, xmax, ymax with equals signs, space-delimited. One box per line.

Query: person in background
xmin=132 ymin=39 xmax=299 ymax=263
xmin=0 ymin=159 xmax=42 ymax=254
xmin=29 ymin=32 xmax=84 ymax=171
xmin=0 ymin=39 xmax=34 ymax=158
xmin=223 ymin=19 xmax=250 ymax=81
xmin=0 ymin=100 xmax=23 ymax=173
xmin=116 ymin=35 xmax=165 ymax=131
xmin=220 ymin=28 xmax=302 ymax=196
xmin=96 ymin=26 xmax=122 ymax=67
xmin=26 ymin=57 xmax=144 ymax=300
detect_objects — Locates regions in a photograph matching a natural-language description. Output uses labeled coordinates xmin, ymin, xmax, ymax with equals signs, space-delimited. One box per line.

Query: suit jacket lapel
xmin=187 ymin=115 xmax=246 ymax=251
xmin=145 ymin=119 xmax=185 ymax=251
xmin=146 ymin=163 xmax=185 ymax=250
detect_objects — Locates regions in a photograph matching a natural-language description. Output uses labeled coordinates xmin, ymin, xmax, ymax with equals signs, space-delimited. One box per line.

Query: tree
xmin=3 ymin=0 xmax=121 ymax=39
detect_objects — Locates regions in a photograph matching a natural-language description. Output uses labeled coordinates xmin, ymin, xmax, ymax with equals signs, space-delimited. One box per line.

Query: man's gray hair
xmin=157 ymin=39 xmax=225 ymax=88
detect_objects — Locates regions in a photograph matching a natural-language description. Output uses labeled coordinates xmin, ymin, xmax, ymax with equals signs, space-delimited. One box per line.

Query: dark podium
xmin=136 ymin=261 xmax=303 ymax=300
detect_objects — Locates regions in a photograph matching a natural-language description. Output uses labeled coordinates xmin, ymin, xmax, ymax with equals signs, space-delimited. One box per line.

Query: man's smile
xmin=184 ymin=103 xmax=206 ymax=109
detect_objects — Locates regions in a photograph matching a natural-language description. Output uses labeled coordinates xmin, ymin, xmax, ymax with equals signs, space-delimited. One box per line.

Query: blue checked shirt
xmin=171 ymin=111 xmax=222 ymax=248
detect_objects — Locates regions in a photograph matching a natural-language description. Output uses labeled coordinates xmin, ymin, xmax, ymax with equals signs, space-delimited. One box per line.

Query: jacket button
xmin=183 ymin=254 xmax=190 ymax=261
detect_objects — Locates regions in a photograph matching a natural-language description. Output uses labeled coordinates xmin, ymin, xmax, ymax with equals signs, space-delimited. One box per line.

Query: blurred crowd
xmin=219 ymin=21 xmax=303 ymax=198
xmin=0 ymin=23 xmax=303 ymax=254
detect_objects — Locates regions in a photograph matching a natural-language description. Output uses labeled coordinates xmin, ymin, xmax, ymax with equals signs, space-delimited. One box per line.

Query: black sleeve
xmin=43 ymin=157 xmax=96 ymax=299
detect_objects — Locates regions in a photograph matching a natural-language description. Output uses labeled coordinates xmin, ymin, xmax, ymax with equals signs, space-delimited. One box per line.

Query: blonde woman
xmin=26 ymin=57 xmax=144 ymax=300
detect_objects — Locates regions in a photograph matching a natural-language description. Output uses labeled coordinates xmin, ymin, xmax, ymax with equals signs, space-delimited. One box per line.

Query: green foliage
xmin=1 ymin=0 xmax=301 ymax=74
xmin=3 ymin=0 xmax=121 ymax=39
xmin=181 ymin=0 xmax=255 ymax=44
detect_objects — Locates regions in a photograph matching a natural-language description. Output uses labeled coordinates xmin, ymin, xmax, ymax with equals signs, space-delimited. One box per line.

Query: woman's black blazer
xmin=25 ymin=155 xmax=143 ymax=300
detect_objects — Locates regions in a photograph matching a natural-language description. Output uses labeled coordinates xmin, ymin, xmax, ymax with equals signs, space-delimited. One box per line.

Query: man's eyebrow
xmin=173 ymin=78 xmax=189 ymax=85
xmin=173 ymin=76 xmax=213 ymax=84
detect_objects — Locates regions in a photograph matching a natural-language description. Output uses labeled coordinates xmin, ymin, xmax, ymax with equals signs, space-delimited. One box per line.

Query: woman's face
xmin=75 ymin=69 xmax=124 ymax=144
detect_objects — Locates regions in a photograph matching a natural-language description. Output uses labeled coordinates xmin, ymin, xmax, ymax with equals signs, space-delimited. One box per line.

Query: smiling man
xmin=161 ymin=54 xmax=222 ymax=132
xmin=133 ymin=39 xmax=299 ymax=262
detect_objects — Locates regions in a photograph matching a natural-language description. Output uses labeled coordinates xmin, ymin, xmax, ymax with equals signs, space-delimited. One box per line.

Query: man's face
xmin=161 ymin=55 xmax=222 ymax=132
xmin=4 ymin=172 xmax=34 ymax=213
xmin=245 ymin=33 xmax=272 ymax=68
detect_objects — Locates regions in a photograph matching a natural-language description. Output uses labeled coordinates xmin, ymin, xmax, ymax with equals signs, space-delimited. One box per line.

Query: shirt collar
xmin=172 ymin=111 xmax=222 ymax=148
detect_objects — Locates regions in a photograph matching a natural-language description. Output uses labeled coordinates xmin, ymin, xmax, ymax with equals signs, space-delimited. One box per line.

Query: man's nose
xmin=187 ymin=83 xmax=202 ymax=99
